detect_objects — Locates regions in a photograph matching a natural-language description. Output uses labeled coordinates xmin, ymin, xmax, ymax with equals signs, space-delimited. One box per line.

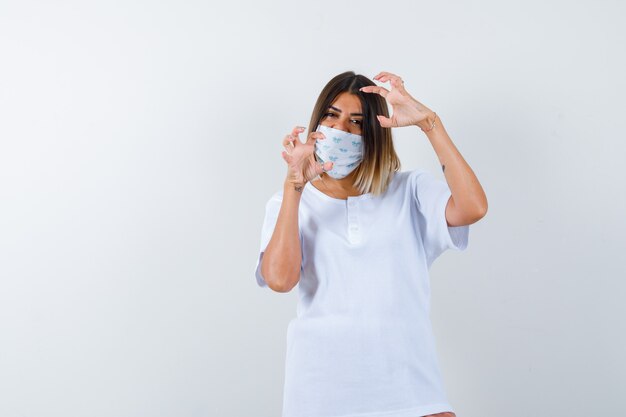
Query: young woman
xmin=254 ymin=70 xmax=487 ymax=417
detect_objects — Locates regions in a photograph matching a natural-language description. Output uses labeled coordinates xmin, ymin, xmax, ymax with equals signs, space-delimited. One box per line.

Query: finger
xmin=376 ymin=114 xmax=395 ymax=128
xmin=306 ymin=131 xmax=326 ymax=145
xmin=373 ymin=72 xmax=405 ymax=89
xmin=359 ymin=85 xmax=389 ymax=98
xmin=315 ymin=160 xmax=333 ymax=174
xmin=282 ymin=134 xmax=296 ymax=153
xmin=374 ymin=71 xmax=401 ymax=83
xmin=389 ymin=76 xmax=405 ymax=90
xmin=289 ymin=126 xmax=306 ymax=147
xmin=373 ymin=71 xmax=388 ymax=81
xmin=281 ymin=150 xmax=293 ymax=164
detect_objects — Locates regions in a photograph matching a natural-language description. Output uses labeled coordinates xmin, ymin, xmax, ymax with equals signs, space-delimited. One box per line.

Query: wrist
xmin=416 ymin=111 xmax=437 ymax=131
xmin=284 ymin=179 xmax=306 ymax=194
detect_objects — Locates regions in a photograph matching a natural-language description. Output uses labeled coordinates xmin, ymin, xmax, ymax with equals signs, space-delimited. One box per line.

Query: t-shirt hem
xmin=447 ymin=223 xmax=469 ymax=251
xmin=254 ymin=251 xmax=269 ymax=288
xmin=306 ymin=402 xmax=455 ymax=417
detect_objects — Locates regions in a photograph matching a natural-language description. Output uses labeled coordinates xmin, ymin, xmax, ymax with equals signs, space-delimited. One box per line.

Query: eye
xmin=351 ymin=119 xmax=362 ymax=125
xmin=323 ymin=112 xmax=336 ymax=119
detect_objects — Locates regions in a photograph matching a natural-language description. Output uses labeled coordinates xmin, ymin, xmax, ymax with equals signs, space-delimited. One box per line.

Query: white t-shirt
xmin=254 ymin=169 xmax=470 ymax=417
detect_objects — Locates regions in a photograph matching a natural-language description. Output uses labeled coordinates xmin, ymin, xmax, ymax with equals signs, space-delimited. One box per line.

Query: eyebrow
xmin=329 ymin=106 xmax=363 ymax=116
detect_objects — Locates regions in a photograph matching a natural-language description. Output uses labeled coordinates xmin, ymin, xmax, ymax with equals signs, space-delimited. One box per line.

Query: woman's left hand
xmin=360 ymin=71 xmax=434 ymax=128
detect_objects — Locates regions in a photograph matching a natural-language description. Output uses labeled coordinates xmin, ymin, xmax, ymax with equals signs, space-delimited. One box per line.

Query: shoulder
xmin=406 ymin=168 xmax=445 ymax=189
xmin=400 ymin=169 xmax=447 ymax=205
xmin=406 ymin=168 xmax=429 ymax=181
xmin=261 ymin=189 xmax=283 ymax=214
xmin=394 ymin=169 xmax=429 ymax=190
xmin=270 ymin=189 xmax=283 ymax=201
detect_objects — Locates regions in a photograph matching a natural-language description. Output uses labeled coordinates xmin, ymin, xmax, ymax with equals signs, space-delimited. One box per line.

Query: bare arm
xmin=360 ymin=71 xmax=488 ymax=227
xmin=259 ymin=125 xmax=331 ymax=292
xmin=417 ymin=113 xmax=488 ymax=227
xmin=260 ymin=181 xmax=304 ymax=292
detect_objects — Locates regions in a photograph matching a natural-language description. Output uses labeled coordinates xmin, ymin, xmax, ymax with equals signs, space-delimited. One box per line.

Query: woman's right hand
xmin=281 ymin=126 xmax=333 ymax=187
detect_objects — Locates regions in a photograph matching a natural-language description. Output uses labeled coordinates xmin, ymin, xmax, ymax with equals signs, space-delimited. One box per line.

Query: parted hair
xmin=307 ymin=71 xmax=401 ymax=197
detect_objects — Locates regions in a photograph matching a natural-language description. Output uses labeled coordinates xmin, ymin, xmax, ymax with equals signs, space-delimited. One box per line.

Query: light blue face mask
xmin=314 ymin=125 xmax=363 ymax=179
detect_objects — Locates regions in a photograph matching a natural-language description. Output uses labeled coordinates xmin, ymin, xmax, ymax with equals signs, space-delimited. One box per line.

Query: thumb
xmin=376 ymin=115 xmax=394 ymax=128
xmin=315 ymin=160 xmax=333 ymax=175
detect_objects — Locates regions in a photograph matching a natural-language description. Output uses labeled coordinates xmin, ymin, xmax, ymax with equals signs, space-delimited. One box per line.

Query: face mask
xmin=314 ymin=125 xmax=363 ymax=179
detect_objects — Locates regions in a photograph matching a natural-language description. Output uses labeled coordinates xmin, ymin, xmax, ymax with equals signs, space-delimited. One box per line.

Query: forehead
xmin=330 ymin=92 xmax=362 ymax=112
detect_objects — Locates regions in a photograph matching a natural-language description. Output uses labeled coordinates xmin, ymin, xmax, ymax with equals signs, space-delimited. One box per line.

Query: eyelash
xmin=324 ymin=112 xmax=362 ymax=125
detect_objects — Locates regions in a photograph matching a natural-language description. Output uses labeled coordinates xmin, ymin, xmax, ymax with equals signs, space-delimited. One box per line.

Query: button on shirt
xmin=254 ymin=169 xmax=470 ymax=417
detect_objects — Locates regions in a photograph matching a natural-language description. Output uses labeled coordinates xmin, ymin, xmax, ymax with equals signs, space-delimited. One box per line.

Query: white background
xmin=1 ymin=1 xmax=624 ymax=416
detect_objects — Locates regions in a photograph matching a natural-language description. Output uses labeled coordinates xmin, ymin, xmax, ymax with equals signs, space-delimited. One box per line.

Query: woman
xmin=254 ymin=71 xmax=488 ymax=417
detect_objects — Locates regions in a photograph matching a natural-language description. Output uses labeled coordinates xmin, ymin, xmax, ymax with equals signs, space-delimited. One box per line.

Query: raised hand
xmin=281 ymin=126 xmax=333 ymax=188
xmin=360 ymin=71 xmax=434 ymax=128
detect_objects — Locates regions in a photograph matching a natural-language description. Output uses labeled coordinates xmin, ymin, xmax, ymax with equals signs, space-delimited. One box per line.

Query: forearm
xmin=417 ymin=113 xmax=488 ymax=218
xmin=260 ymin=181 xmax=304 ymax=292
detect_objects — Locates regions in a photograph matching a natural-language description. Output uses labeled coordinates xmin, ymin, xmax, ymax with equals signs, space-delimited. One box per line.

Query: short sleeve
xmin=254 ymin=190 xmax=283 ymax=288
xmin=411 ymin=170 xmax=469 ymax=268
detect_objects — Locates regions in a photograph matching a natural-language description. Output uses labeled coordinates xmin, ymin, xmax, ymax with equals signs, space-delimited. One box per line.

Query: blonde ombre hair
xmin=307 ymin=71 xmax=401 ymax=197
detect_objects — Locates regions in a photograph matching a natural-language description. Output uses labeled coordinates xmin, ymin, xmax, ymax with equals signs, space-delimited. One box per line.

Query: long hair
xmin=307 ymin=71 xmax=401 ymax=196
